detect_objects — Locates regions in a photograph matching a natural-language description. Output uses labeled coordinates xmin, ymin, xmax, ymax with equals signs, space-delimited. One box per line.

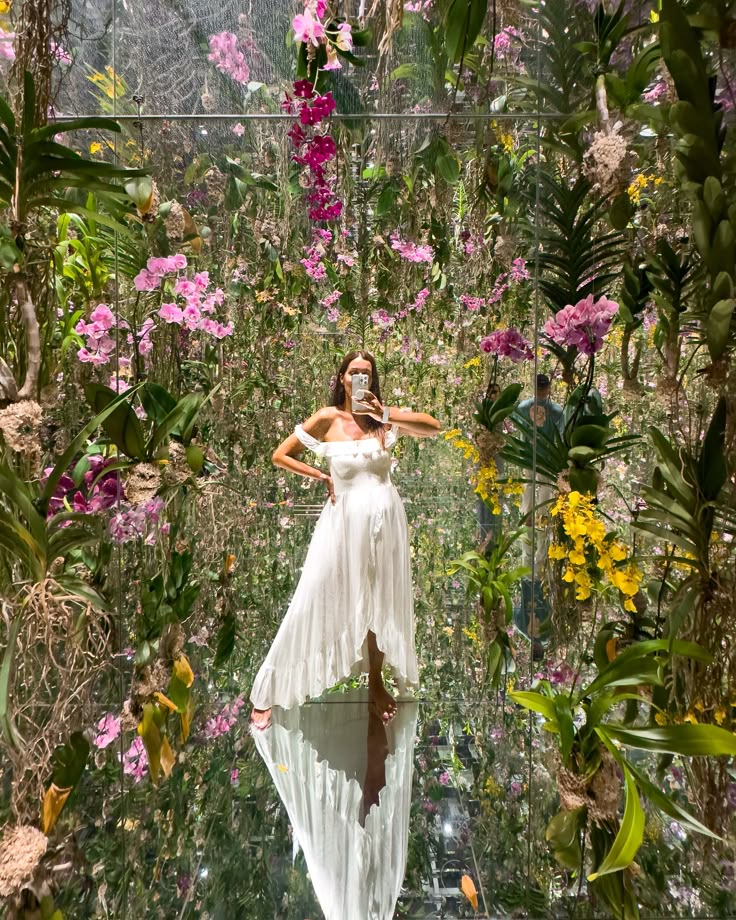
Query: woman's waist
xmin=331 ymin=472 xmax=394 ymax=493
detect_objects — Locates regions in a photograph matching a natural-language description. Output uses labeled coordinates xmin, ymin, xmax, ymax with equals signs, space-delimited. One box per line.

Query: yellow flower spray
xmin=549 ymin=491 xmax=642 ymax=610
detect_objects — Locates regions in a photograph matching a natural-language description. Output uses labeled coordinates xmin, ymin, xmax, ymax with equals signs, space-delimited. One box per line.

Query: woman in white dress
xmin=250 ymin=351 xmax=440 ymax=728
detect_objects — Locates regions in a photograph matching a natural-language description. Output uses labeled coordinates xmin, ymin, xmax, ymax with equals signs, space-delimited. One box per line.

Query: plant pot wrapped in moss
xmin=557 ymin=747 xmax=621 ymax=825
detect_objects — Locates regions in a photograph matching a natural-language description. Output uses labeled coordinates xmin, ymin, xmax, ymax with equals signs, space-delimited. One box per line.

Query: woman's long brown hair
xmin=330 ymin=350 xmax=385 ymax=437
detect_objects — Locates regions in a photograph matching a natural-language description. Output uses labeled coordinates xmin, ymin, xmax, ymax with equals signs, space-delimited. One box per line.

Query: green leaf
xmin=706 ymin=298 xmax=735 ymax=359
xmin=603 ymin=723 xmax=736 ymax=757
xmin=85 ymin=383 xmax=148 ymax=461
xmin=140 ymin=383 xmax=177 ymax=426
xmin=214 ymin=614 xmax=237 ymax=667
xmin=40 ymin=384 xmax=143 ymax=513
xmin=510 ymin=689 xmax=558 ymax=722
xmin=0 ymin=617 xmax=23 ymax=750
xmin=698 ymin=396 xmax=727 ymax=500
xmin=622 ymin=758 xmax=721 ymax=841
xmin=375 ymin=183 xmax=397 ymax=217
xmin=588 ymin=767 xmax=643 ymax=881
xmin=545 ymin=807 xmax=585 ymax=869
xmin=436 ymin=153 xmax=461 ymax=185
xmin=51 ymin=731 xmax=90 ymax=788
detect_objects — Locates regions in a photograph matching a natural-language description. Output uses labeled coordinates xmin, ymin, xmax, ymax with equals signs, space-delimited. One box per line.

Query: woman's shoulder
xmin=300 ymin=406 xmax=338 ymax=438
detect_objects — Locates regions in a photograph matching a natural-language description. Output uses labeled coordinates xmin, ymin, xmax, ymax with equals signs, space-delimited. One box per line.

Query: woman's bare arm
xmin=386 ymin=407 xmax=441 ymax=439
xmin=272 ymin=408 xmax=337 ymax=503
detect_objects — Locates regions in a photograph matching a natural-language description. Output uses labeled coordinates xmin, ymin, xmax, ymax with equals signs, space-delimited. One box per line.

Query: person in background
xmin=513 ymin=373 xmax=565 ymax=657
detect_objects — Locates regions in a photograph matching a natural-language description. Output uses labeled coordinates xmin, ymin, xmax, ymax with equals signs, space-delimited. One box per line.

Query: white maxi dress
xmin=250 ymin=424 xmax=419 ymax=711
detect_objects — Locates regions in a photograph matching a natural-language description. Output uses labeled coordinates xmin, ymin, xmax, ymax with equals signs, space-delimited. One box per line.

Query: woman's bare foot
xmin=250 ymin=707 xmax=272 ymax=730
xmin=368 ymin=674 xmax=397 ymax=723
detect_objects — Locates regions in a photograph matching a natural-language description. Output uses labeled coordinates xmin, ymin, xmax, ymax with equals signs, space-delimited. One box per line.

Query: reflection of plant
xmin=511 ymin=640 xmax=736 ymax=918
xmin=448 ymin=529 xmax=528 ymax=687
xmin=136 ymin=552 xmax=201 ymax=665
xmin=84 ymin=381 xmax=217 ymax=467
xmin=660 ymin=0 xmax=735 ymax=364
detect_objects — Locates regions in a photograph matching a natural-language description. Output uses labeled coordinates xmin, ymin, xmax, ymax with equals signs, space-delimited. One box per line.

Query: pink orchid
xmin=480 ymin=328 xmax=534 ymax=362
xmin=322 ymin=44 xmax=342 ymax=70
xmin=174 ymin=278 xmax=197 ymax=297
xmin=335 ymin=22 xmax=353 ymax=51
xmin=293 ymin=10 xmax=325 ymax=46
xmin=90 ymin=303 xmax=115 ymax=330
xmin=183 ymin=304 xmax=201 ymax=328
xmin=134 ymin=269 xmax=160 ymax=292
xmin=93 ymin=713 xmax=121 ymax=749
xmin=159 ymin=303 xmax=184 ymax=324
xmin=543 ymin=294 xmax=619 ymax=356
xmin=232 ymin=123 xmax=245 ymax=137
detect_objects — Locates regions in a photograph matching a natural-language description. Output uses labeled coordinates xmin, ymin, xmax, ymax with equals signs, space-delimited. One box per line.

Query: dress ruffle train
xmin=250 ymin=424 xmax=419 ymax=710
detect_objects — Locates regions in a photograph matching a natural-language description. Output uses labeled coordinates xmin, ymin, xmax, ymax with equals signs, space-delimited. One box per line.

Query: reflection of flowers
xmin=284 ymin=81 xmax=342 ymax=223
xmin=207 ymin=32 xmax=250 ymax=85
xmin=204 ymin=697 xmax=246 ymax=739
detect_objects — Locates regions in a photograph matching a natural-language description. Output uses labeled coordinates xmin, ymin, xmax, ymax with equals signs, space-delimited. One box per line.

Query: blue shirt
xmin=515 ymin=397 xmax=565 ymax=442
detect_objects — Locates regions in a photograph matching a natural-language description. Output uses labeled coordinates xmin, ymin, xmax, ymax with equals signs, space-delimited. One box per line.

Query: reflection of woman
xmin=250 ymin=351 xmax=440 ymax=728
xmin=252 ymin=692 xmax=419 ymax=920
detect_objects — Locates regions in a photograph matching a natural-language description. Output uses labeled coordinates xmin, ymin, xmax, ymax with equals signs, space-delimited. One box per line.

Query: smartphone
xmin=351 ymin=372 xmax=370 ymax=412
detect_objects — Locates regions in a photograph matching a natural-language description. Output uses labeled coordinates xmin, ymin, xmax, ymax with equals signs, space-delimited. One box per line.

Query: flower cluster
xmin=109 ymin=497 xmax=169 ymax=545
xmin=208 ymin=32 xmax=250 ymax=85
xmin=300 ymin=228 xmax=332 ymax=280
xmin=543 ymin=294 xmax=619 ymax=356
xmin=43 ymin=455 xmax=123 ymax=517
xmin=642 ymin=79 xmax=668 ymax=104
xmin=480 ymin=327 xmax=533 ymax=362
xmin=627 ymin=172 xmax=663 ymax=205
xmin=292 ymin=1 xmax=353 ymax=71
xmin=122 ymin=736 xmax=148 ymax=782
xmin=320 ymin=289 xmax=342 ymax=321
xmin=284 ymin=81 xmax=342 ymax=222
xmin=75 ymin=303 xmax=122 ymax=365
xmin=135 ymin=256 xmax=232 ymax=340
xmin=444 ymin=430 xmax=522 ymax=514
xmin=93 ymin=713 xmax=121 ymax=749
xmin=493 ymin=26 xmax=522 ymax=60
xmin=371 ymin=289 xmax=429 ymax=341
xmin=390 ymin=231 xmax=434 ymax=264
xmin=460 ymin=258 xmax=530 ymax=313
xmin=548 ymin=490 xmax=642 ymax=609
xmin=204 ymin=697 xmax=245 ymax=739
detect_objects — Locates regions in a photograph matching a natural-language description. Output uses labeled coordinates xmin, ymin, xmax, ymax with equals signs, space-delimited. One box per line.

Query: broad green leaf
xmin=588 ymin=767 xmax=643 ymax=880
xmin=603 ymin=723 xmax=736 ymax=757
xmin=510 ymin=690 xmax=558 ymax=722
xmin=0 ymin=617 xmax=23 ymax=750
xmin=50 ymin=731 xmax=90 ymax=788
xmin=85 ymin=383 xmax=147 ymax=461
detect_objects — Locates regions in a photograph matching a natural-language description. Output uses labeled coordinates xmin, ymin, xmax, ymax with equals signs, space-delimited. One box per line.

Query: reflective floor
xmin=89 ymin=680 xmax=732 ymax=920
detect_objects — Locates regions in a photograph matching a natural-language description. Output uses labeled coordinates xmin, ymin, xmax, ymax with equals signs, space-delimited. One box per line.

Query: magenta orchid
xmin=543 ymin=294 xmax=619 ymax=356
xmin=480 ymin=328 xmax=534 ymax=362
